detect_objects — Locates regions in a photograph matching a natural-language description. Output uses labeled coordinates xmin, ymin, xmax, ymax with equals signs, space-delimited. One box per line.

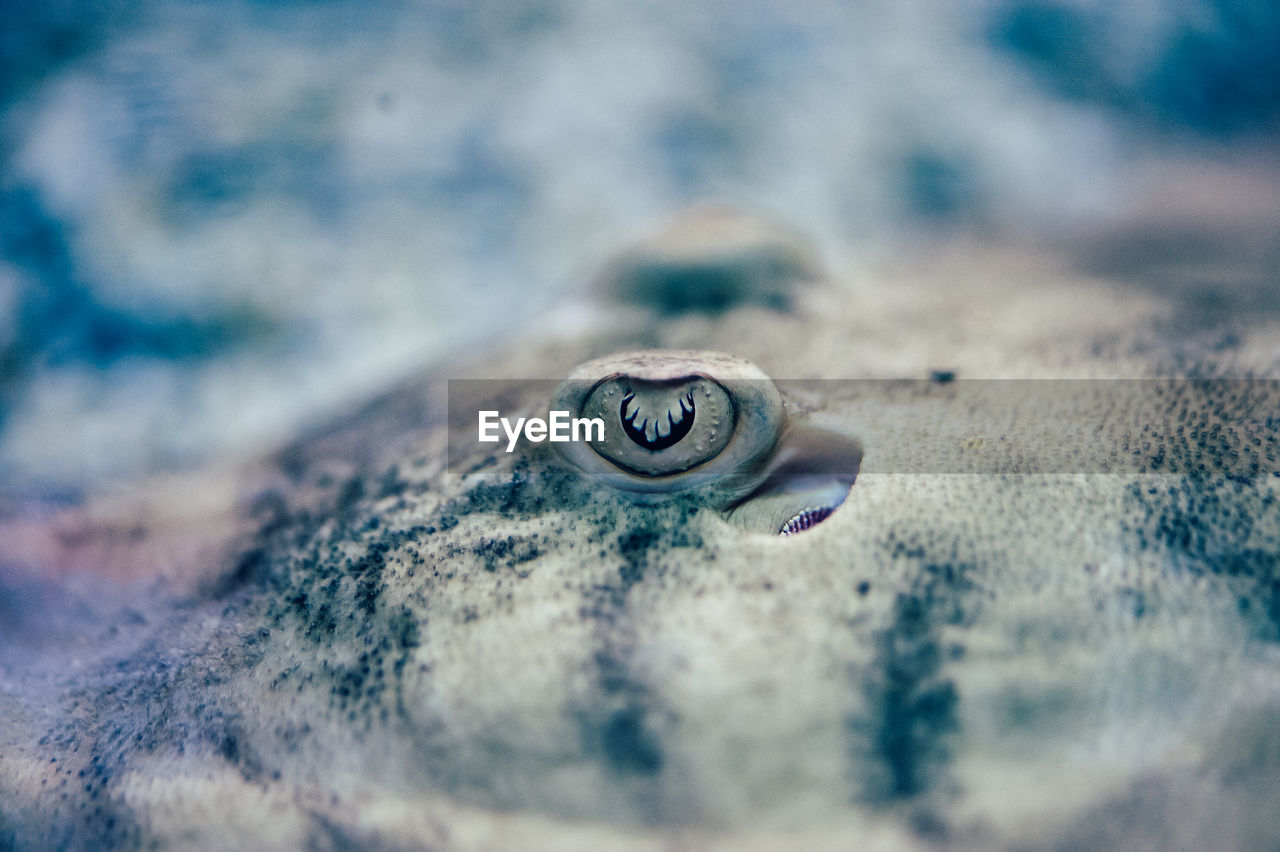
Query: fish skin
xmin=2 ymin=191 xmax=1280 ymax=850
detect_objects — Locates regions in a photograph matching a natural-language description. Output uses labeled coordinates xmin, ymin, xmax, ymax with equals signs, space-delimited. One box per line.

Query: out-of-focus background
xmin=1 ymin=0 xmax=1277 ymax=494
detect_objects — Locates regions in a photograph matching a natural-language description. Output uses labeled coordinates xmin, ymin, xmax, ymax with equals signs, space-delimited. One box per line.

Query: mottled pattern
xmin=2 ymin=204 xmax=1280 ymax=850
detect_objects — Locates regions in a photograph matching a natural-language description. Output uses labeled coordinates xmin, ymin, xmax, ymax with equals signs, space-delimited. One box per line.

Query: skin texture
xmin=2 ymin=185 xmax=1280 ymax=850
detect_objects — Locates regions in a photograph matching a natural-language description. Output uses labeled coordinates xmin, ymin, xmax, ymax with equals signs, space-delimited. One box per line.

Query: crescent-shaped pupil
xmin=620 ymin=391 xmax=695 ymax=451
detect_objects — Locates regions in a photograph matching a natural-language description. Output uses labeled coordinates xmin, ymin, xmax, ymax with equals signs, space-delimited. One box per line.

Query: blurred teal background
xmin=1 ymin=0 xmax=1277 ymax=493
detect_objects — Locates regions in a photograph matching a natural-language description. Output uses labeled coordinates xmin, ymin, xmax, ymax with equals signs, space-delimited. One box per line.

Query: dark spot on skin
xmin=471 ymin=535 xmax=541 ymax=573
xmin=306 ymin=603 xmax=337 ymax=642
xmin=450 ymin=462 xmax=590 ymax=521
xmin=601 ymin=707 xmax=664 ymax=775
xmin=601 ymin=212 xmax=813 ymax=316
xmin=350 ymin=551 xmax=385 ymax=615
xmin=387 ymin=606 xmax=420 ymax=650
xmin=211 ymin=718 xmax=264 ymax=783
xmin=572 ymin=511 xmax=700 ymax=812
xmin=1118 ymin=381 xmax=1280 ymax=638
xmin=870 ymin=593 xmax=960 ymax=798
xmin=12 ymin=604 xmax=278 ymax=847
xmin=854 ymin=560 xmax=974 ymax=825
xmin=593 ymin=650 xmax=633 ymax=696
xmin=616 ymin=527 xmax=660 ymax=592
xmin=612 ymin=259 xmax=795 ymax=314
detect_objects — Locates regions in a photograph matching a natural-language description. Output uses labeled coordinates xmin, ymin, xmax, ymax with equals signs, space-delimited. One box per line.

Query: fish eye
xmin=580 ymin=375 xmax=734 ymax=476
xmin=551 ymin=351 xmax=785 ymax=498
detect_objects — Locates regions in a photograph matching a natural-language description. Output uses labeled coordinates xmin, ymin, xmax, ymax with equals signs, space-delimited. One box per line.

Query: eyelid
xmin=551 ymin=351 xmax=785 ymax=501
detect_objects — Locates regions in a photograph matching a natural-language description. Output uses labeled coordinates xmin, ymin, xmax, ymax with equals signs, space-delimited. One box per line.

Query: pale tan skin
xmin=2 ymin=161 xmax=1279 ymax=850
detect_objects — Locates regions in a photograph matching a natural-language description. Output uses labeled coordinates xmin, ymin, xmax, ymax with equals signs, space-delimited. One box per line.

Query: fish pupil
xmin=620 ymin=390 xmax=696 ymax=451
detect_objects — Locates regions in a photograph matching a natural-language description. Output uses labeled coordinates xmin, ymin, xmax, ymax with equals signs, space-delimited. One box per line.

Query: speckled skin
xmin=2 ymin=202 xmax=1279 ymax=850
